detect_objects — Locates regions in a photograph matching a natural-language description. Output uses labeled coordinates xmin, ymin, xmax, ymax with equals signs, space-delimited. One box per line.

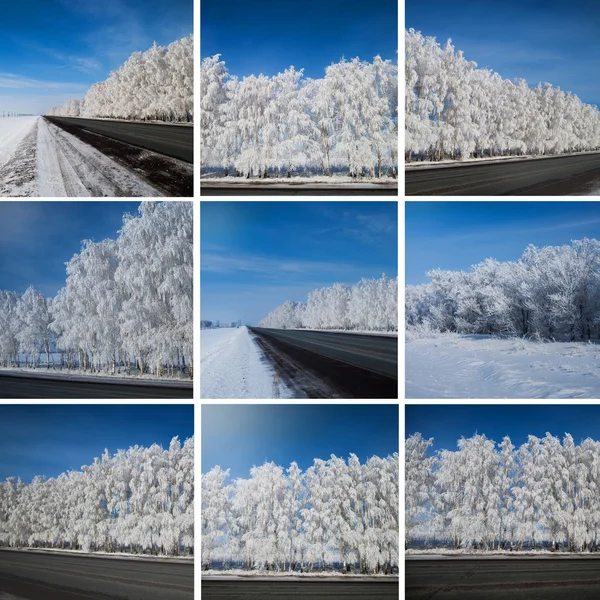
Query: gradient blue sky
xmin=201 ymin=0 xmax=398 ymax=79
xmin=1 ymin=0 xmax=191 ymax=114
xmin=0 ymin=405 xmax=193 ymax=482
xmin=406 ymin=201 xmax=600 ymax=285
xmin=202 ymin=404 xmax=398 ymax=480
xmin=201 ymin=201 xmax=398 ymax=324
xmin=407 ymin=0 xmax=600 ymax=107
xmin=0 ymin=201 xmax=141 ymax=297
xmin=406 ymin=404 xmax=600 ymax=456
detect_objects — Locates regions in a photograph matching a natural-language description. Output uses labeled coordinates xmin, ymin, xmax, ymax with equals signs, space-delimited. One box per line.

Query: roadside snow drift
xmin=0 ymin=117 xmax=37 ymax=167
xmin=201 ymin=326 xmax=292 ymax=399
xmin=406 ymin=333 xmax=600 ymax=399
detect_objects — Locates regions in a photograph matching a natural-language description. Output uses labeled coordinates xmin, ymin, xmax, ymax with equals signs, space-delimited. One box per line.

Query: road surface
xmin=0 ymin=550 xmax=193 ymax=600
xmin=406 ymin=557 xmax=600 ymax=599
xmin=201 ymin=184 xmax=398 ymax=196
xmin=405 ymin=152 xmax=600 ymax=195
xmin=0 ymin=373 xmax=193 ymax=399
xmin=202 ymin=578 xmax=399 ymax=599
xmin=46 ymin=117 xmax=193 ymax=163
xmin=249 ymin=328 xmax=398 ymax=399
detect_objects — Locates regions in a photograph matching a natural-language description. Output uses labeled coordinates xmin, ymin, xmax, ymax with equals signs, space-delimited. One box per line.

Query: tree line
xmin=48 ymin=36 xmax=193 ymax=123
xmin=406 ymin=431 xmax=600 ymax=552
xmin=0 ymin=202 xmax=193 ymax=378
xmin=406 ymin=239 xmax=600 ymax=341
xmin=406 ymin=29 xmax=600 ymax=162
xmin=202 ymin=454 xmax=399 ymax=573
xmin=259 ymin=275 xmax=398 ymax=332
xmin=0 ymin=437 xmax=194 ymax=555
xmin=201 ymin=55 xmax=398 ymax=179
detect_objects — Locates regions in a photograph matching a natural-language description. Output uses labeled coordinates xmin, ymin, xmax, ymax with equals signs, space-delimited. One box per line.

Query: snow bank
xmin=0 ymin=117 xmax=38 ymax=168
xmin=1 ymin=547 xmax=193 ymax=563
xmin=406 ymin=333 xmax=600 ymax=398
xmin=406 ymin=548 xmax=600 ymax=559
xmin=202 ymin=570 xmax=398 ymax=580
xmin=201 ymin=326 xmax=293 ymax=399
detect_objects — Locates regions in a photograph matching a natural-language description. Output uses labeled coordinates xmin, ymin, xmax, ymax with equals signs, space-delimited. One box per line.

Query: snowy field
xmin=406 ymin=332 xmax=600 ymax=399
xmin=0 ymin=116 xmax=162 ymax=196
xmin=201 ymin=326 xmax=293 ymax=399
xmin=0 ymin=117 xmax=37 ymax=167
xmin=203 ymin=571 xmax=398 ymax=579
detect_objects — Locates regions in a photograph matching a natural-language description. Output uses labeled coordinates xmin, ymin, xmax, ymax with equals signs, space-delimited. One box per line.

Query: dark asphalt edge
xmin=0 ymin=547 xmax=194 ymax=565
xmin=254 ymin=327 xmax=399 ymax=342
xmin=0 ymin=370 xmax=193 ymax=389
xmin=46 ymin=116 xmax=194 ymax=130
xmin=405 ymin=150 xmax=600 ymax=172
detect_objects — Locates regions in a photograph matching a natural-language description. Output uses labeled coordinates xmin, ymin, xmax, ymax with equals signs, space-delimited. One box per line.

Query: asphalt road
xmin=406 ymin=557 xmax=600 ymax=599
xmin=0 ymin=550 xmax=193 ymax=600
xmin=249 ymin=328 xmax=397 ymax=378
xmin=202 ymin=579 xmax=400 ymax=599
xmin=46 ymin=117 xmax=193 ymax=163
xmin=0 ymin=373 xmax=193 ymax=399
xmin=405 ymin=152 xmax=600 ymax=195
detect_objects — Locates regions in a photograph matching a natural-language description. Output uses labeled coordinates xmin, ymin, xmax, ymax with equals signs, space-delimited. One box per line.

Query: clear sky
xmin=406 ymin=404 xmax=600 ymax=456
xmin=0 ymin=201 xmax=141 ymax=298
xmin=406 ymin=0 xmax=600 ymax=107
xmin=202 ymin=404 xmax=398 ymax=480
xmin=201 ymin=0 xmax=398 ymax=79
xmin=201 ymin=201 xmax=398 ymax=325
xmin=0 ymin=405 xmax=193 ymax=482
xmin=406 ymin=201 xmax=600 ymax=285
xmin=1 ymin=0 xmax=192 ymax=114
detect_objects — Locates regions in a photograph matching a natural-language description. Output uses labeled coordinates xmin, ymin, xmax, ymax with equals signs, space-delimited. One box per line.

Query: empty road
xmin=0 ymin=373 xmax=193 ymax=399
xmin=406 ymin=557 xmax=600 ymax=599
xmin=202 ymin=578 xmax=399 ymax=599
xmin=46 ymin=117 xmax=193 ymax=163
xmin=0 ymin=550 xmax=193 ymax=600
xmin=405 ymin=152 xmax=600 ymax=195
xmin=249 ymin=328 xmax=398 ymax=399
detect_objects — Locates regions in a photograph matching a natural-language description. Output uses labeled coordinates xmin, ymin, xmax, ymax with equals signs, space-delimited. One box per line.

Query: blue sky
xmin=406 ymin=0 xmax=600 ymax=107
xmin=406 ymin=201 xmax=600 ymax=285
xmin=406 ymin=404 xmax=600 ymax=456
xmin=202 ymin=404 xmax=398 ymax=480
xmin=1 ymin=0 xmax=191 ymax=114
xmin=201 ymin=201 xmax=398 ymax=324
xmin=0 ymin=405 xmax=193 ymax=482
xmin=0 ymin=201 xmax=141 ymax=297
xmin=201 ymin=0 xmax=398 ymax=79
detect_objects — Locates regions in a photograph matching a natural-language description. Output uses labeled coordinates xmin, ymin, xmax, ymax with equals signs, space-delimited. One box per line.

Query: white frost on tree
xmin=259 ymin=275 xmax=398 ymax=332
xmin=201 ymin=454 xmax=399 ymax=573
xmin=48 ymin=36 xmax=193 ymax=123
xmin=0 ymin=437 xmax=194 ymax=555
xmin=201 ymin=55 xmax=398 ymax=178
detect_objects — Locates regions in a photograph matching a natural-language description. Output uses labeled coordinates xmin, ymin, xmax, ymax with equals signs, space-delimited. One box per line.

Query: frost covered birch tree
xmin=201 ymin=454 xmax=399 ymax=573
xmin=259 ymin=275 xmax=398 ymax=332
xmin=406 ymin=239 xmax=600 ymax=341
xmin=0 ymin=202 xmax=193 ymax=377
xmin=0 ymin=437 xmax=194 ymax=555
xmin=406 ymin=29 xmax=600 ymax=161
xmin=406 ymin=432 xmax=600 ymax=552
xmin=48 ymin=36 xmax=193 ymax=122
xmin=201 ymin=55 xmax=398 ymax=178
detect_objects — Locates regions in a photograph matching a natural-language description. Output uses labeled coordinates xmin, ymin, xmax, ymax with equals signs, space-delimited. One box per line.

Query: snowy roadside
xmin=405 ymin=149 xmax=600 ymax=171
xmin=0 ymin=367 xmax=192 ymax=388
xmin=406 ymin=332 xmax=600 ymax=399
xmin=202 ymin=570 xmax=397 ymax=580
xmin=0 ymin=117 xmax=164 ymax=196
xmin=201 ymin=326 xmax=294 ymax=399
xmin=286 ymin=327 xmax=398 ymax=337
xmin=201 ymin=176 xmax=397 ymax=185
xmin=54 ymin=116 xmax=193 ymax=127
xmin=0 ymin=547 xmax=193 ymax=563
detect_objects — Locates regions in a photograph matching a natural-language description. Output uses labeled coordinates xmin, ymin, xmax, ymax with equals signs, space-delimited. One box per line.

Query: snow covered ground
xmin=2 ymin=547 xmax=193 ymax=562
xmin=201 ymin=326 xmax=293 ymax=399
xmin=406 ymin=549 xmax=600 ymax=559
xmin=0 ymin=116 xmax=162 ymax=196
xmin=201 ymin=175 xmax=397 ymax=185
xmin=203 ymin=570 xmax=397 ymax=580
xmin=406 ymin=332 xmax=600 ymax=398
